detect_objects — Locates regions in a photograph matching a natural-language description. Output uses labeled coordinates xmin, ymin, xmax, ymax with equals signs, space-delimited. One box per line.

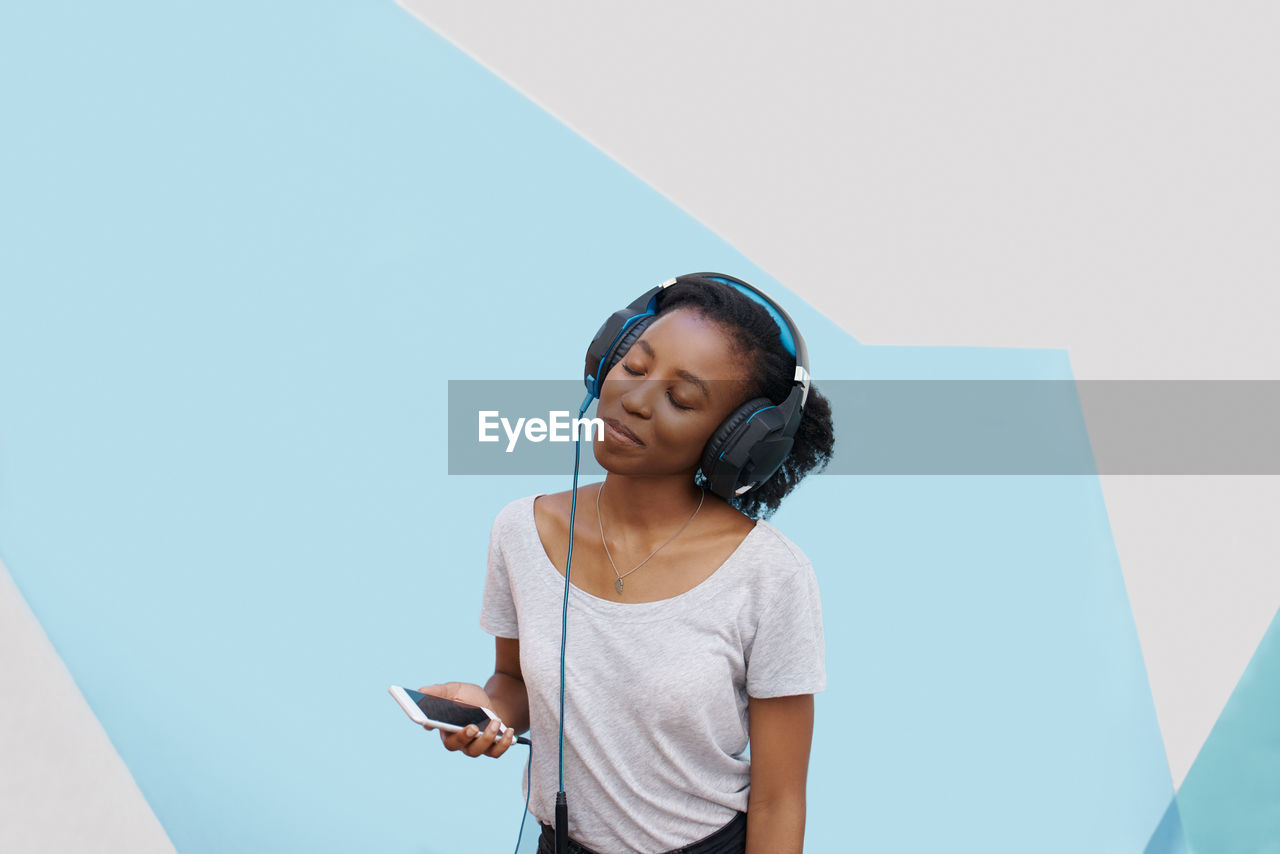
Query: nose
xmin=619 ymin=379 xmax=654 ymax=419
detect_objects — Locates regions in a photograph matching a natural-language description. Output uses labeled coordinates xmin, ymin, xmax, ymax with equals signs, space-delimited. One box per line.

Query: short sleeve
xmin=478 ymin=511 xmax=519 ymax=638
xmin=746 ymin=562 xmax=826 ymax=698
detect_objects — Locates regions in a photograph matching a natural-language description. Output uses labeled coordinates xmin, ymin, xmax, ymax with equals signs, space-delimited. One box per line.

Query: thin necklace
xmin=596 ymin=481 xmax=705 ymax=595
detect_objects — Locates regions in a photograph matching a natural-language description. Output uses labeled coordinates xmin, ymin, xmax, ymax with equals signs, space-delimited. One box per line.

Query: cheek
xmin=597 ymin=375 xmax=620 ymax=403
xmin=654 ymin=413 xmax=724 ymax=459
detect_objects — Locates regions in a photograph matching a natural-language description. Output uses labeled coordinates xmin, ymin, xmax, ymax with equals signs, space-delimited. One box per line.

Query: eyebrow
xmin=635 ymin=339 xmax=712 ymax=400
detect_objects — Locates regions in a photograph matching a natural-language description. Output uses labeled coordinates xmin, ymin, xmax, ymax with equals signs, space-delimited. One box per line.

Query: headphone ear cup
xmin=700 ymin=397 xmax=773 ymax=486
xmin=601 ymin=314 xmax=654 ymax=381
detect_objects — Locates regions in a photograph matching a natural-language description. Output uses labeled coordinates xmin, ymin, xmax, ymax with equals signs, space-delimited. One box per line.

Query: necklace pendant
xmin=615 ymin=579 xmax=624 ymax=594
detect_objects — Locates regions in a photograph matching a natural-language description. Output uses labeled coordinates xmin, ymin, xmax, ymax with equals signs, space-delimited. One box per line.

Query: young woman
xmin=421 ymin=274 xmax=835 ymax=853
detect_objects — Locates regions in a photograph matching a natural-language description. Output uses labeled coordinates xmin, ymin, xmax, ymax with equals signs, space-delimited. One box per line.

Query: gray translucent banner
xmin=448 ymin=380 xmax=1280 ymax=475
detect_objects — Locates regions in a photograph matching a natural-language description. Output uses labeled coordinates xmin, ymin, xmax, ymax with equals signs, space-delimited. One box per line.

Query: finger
xmin=463 ymin=720 xmax=500 ymax=757
xmin=484 ymin=726 xmax=516 ymax=758
xmin=464 ymin=719 xmax=501 ymax=758
xmin=440 ymin=725 xmax=481 ymax=752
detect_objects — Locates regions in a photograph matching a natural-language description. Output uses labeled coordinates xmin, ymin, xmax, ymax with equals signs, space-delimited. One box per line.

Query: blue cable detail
xmin=588 ymin=312 xmax=654 ymax=396
xmin=559 ymin=392 xmax=593 ymax=790
xmin=701 ymin=276 xmax=797 ymax=358
xmin=718 ymin=405 xmax=776 ymax=460
xmin=512 ymin=743 xmax=533 ymax=854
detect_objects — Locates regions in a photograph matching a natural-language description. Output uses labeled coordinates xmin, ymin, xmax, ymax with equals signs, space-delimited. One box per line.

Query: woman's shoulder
xmin=490 ymin=493 xmax=540 ymax=537
xmin=734 ymin=522 xmax=824 ymax=631
xmin=528 ymin=488 xmax=574 ymax=538
xmin=492 ymin=489 xmax=594 ymax=546
xmin=738 ymin=518 xmax=815 ymax=582
xmin=530 ymin=489 xmax=569 ymax=515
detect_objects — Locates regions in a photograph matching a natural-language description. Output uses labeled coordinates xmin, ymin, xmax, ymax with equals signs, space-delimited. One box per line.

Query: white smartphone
xmin=388 ymin=685 xmax=529 ymax=746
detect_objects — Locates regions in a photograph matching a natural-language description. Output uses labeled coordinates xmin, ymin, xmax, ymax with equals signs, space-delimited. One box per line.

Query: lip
xmin=602 ymin=417 xmax=645 ymax=446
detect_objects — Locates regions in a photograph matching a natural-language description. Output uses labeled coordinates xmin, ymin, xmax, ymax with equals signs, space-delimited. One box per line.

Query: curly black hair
xmin=653 ymin=276 xmax=835 ymax=519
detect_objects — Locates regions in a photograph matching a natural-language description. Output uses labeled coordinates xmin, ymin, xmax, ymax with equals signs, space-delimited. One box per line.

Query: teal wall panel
xmin=1168 ymin=607 xmax=1280 ymax=854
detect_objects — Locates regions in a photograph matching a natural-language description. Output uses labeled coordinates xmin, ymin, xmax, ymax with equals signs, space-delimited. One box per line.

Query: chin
xmin=592 ymin=443 xmax=701 ymax=480
xmin=591 ymin=441 xmax=640 ymax=473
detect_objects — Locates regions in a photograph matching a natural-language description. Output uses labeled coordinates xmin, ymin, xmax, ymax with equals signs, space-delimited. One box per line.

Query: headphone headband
xmin=679 ymin=273 xmax=811 ymax=409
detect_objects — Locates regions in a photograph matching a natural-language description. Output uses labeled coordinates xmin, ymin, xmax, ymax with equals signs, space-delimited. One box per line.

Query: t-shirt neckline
xmin=524 ymin=493 xmax=765 ymax=616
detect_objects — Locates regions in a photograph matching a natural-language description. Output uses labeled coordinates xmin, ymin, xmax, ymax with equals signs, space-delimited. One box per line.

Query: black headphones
xmin=583 ymin=273 xmax=812 ymax=500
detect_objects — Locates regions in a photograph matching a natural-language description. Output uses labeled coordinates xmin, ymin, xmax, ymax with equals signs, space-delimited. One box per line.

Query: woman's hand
xmin=416 ymin=682 xmax=517 ymax=759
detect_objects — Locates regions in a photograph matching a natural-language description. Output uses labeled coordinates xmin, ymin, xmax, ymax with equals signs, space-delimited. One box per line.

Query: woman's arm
xmin=745 ymin=693 xmax=814 ymax=854
xmin=483 ymin=636 xmax=529 ymax=734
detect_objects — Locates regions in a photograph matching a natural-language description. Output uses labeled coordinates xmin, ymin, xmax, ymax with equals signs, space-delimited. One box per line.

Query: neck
xmin=597 ymin=473 xmax=706 ymax=534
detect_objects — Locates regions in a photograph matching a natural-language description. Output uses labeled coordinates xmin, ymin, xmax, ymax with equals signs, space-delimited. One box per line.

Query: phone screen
xmin=403 ymin=689 xmax=492 ymax=729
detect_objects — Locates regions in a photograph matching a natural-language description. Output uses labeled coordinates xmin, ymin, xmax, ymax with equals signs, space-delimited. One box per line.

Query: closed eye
xmin=621 ymin=364 xmax=694 ymax=411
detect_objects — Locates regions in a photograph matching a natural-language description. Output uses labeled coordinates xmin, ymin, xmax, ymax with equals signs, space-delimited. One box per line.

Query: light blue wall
xmin=1 ymin=2 xmax=1175 ymax=851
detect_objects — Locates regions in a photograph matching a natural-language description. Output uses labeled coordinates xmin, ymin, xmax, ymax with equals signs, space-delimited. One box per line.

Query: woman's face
xmin=593 ymin=308 xmax=755 ymax=477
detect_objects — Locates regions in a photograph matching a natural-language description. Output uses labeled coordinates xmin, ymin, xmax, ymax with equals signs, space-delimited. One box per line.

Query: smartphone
xmin=388 ymin=685 xmax=530 ymax=745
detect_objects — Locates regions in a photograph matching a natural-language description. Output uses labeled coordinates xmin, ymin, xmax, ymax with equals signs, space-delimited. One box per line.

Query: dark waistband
xmin=537 ymin=810 xmax=747 ymax=854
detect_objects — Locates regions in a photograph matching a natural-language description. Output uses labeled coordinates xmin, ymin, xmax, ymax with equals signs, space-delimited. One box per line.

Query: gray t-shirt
xmin=479 ymin=494 xmax=826 ymax=853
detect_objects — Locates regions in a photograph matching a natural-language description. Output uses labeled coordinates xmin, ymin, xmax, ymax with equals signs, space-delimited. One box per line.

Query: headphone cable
xmin=555 ymin=391 xmax=594 ymax=854
xmin=511 ymin=740 xmax=533 ymax=854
